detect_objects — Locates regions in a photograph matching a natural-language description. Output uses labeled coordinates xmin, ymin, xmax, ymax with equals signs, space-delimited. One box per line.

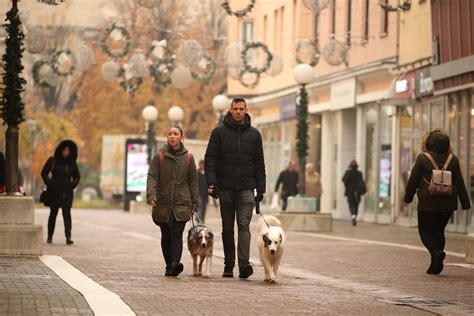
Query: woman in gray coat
xmin=147 ymin=126 xmax=199 ymax=277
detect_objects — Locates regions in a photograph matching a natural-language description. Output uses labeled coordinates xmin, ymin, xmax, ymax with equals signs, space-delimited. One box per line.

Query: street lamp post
xmin=142 ymin=104 xmax=159 ymax=165
xmin=168 ymin=105 xmax=184 ymax=126
xmin=292 ymin=64 xmax=314 ymax=196
xmin=212 ymin=94 xmax=228 ymax=124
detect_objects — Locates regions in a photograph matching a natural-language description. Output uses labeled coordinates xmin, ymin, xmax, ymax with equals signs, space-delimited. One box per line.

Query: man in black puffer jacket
xmin=205 ymin=97 xmax=266 ymax=279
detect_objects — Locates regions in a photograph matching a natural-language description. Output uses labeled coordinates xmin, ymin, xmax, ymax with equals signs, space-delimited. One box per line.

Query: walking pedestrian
xmin=305 ymin=163 xmax=323 ymax=211
xmin=147 ymin=125 xmax=199 ymax=277
xmin=404 ymin=129 xmax=470 ymax=275
xmin=197 ymin=160 xmax=209 ymax=223
xmin=342 ymin=160 xmax=365 ymax=226
xmin=275 ymin=160 xmax=298 ymax=211
xmin=41 ymin=140 xmax=80 ymax=245
xmin=205 ymin=97 xmax=266 ymax=279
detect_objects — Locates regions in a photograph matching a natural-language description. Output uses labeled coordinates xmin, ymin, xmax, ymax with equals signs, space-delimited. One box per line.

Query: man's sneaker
xmin=239 ymin=264 xmax=253 ymax=279
xmin=222 ymin=265 xmax=234 ymax=278
xmin=351 ymin=215 xmax=357 ymax=226
xmin=46 ymin=237 xmax=52 ymax=244
xmin=66 ymin=239 xmax=74 ymax=245
xmin=171 ymin=262 xmax=184 ymax=277
xmin=165 ymin=266 xmax=173 ymax=277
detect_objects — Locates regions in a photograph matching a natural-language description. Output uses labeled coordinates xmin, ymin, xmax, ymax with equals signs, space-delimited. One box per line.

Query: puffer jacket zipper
xmin=237 ymin=126 xmax=241 ymax=190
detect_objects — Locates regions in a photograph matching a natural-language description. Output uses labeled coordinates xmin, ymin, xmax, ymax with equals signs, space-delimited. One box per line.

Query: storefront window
xmin=332 ymin=114 xmax=338 ymax=210
xmin=430 ymin=99 xmax=445 ymax=130
xmin=399 ymin=106 xmax=412 ymax=218
xmin=470 ymin=90 xmax=474 ymax=229
xmin=365 ymin=105 xmax=377 ymax=213
xmin=378 ymin=106 xmax=393 ymax=214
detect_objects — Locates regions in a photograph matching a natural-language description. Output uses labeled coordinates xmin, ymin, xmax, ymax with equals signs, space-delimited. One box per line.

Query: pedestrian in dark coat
xmin=205 ymin=97 xmax=266 ymax=279
xmin=275 ymin=160 xmax=298 ymax=211
xmin=342 ymin=160 xmax=365 ymax=226
xmin=404 ymin=129 xmax=470 ymax=275
xmin=41 ymin=140 xmax=80 ymax=245
xmin=197 ymin=160 xmax=209 ymax=223
xmin=147 ymin=126 xmax=199 ymax=277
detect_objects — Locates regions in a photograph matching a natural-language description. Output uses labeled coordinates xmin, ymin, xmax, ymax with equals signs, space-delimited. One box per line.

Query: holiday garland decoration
xmin=116 ymin=66 xmax=143 ymax=93
xmin=239 ymin=69 xmax=260 ymax=89
xmin=241 ymin=41 xmax=273 ymax=75
xmin=148 ymin=40 xmax=175 ymax=85
xmin=191 ymin=54 xmax=216 ymax=81
xmin=51 ymin=49 xmax=76 ymax=76
xmin=101 ymin=23 xmax=131 ymax=59
xmin=32 ymin=59 xmax=52 ymax=87
xmin=295 ymin=39 xmax=320 ymax=67
xmin=296 ymin=86 xmax=309 ymax=171
xmin=1 ymin=3 xmax=26 ymax=126
xmin=222 ymin=0 xmax=256 ymax=18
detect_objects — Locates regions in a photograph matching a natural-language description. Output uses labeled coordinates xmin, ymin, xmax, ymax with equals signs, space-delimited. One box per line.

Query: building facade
xmin=226 ymin=0 xmax=473 ymax=232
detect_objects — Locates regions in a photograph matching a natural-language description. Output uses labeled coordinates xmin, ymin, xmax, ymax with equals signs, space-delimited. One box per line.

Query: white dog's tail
xmin=258 ymin=215 xmax=281 ymax=229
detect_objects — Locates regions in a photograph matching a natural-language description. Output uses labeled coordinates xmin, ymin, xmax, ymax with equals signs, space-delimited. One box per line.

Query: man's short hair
xmin=231 ymin=97 xmax=246 ymax=107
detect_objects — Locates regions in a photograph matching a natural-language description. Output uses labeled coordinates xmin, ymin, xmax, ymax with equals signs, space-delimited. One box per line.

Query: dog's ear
xmin=279 ymin=234 xmax=283 ymax=243
xmin=263 ymin=233 xmax=269 ymax=246
xmin=208 ymin=231 xmax=214 ymax=239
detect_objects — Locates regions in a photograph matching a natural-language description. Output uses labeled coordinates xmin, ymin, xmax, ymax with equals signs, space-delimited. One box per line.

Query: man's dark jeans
xmin=219 ymin=190 xmax=255 ymax=269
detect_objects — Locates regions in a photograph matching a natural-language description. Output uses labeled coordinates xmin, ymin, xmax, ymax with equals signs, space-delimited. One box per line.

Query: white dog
xmin=187 ymin=225 xmax=213 ymax=277
xmin=257 ymin=215 xmax=286 ymax=283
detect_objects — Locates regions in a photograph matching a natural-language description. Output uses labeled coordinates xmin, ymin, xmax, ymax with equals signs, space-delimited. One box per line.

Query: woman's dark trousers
xmin=158 ymin=216 xmax=186 ymax=268
xmin=48 ymin=207 xmax=72 ymax=239
xmin=347 ymin=192 xmax=360 ymax=216
xmin=417 ymin=211 xmax=453 ymax=253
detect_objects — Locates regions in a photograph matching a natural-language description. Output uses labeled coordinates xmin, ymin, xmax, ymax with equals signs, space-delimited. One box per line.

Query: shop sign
xmin=280 ymin=95 xmax=297 ymax=120
xmin=331 ymin=77 xmax=356 ymax=110
xmin=415 ymin=67 xmax=434 ymax=97
xmin=395 ymin=71 xmax=415 ymax=100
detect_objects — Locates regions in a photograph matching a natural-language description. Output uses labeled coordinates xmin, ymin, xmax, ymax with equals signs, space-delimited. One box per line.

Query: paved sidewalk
xmin=0 ymin=257 xmax=93 ymax=316
xmin=31 ymin=207 xmax=473 ymax=315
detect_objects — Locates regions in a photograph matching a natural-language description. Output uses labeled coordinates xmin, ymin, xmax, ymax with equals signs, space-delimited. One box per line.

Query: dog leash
xmin=256 ymin=201 xmax=270 ymax=229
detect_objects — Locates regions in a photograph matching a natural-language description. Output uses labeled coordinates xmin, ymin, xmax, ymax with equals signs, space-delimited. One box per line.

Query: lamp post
xmin=142 ymin=104 xmax=158 ymax=165
xmin=168 ymin=105 xmax=184 ymax=125
xmin=292 ymin=64 xmax=314 ymax=196
xmin=212 ymin=94 xmax=228 ymax=124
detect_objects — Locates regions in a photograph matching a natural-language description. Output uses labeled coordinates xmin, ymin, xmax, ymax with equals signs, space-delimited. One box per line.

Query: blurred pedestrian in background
xmin=147 ymin=125 xmax=199 ymax=277
xmin=41 ymin=140 xmax=80 ymax=245
xmin=342 ymin=160 xmax=366 ymax=226
xmin=305 ymin=163 xmax=322 ymax=212
xmin=404 ymin=129 xmax=470 ymax=275
xmin=197 ymin=160 xmax=209 ymax=223
xmin=275 ymin=160 xmax=298 ymax=211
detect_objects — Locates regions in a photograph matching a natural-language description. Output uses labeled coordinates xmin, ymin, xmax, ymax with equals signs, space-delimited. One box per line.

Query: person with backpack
xmin=404 ymin=129 xmax=470 ymax=275
xmin=342 ymin=160 xmax=366 ymax=226
xmin=146 ymin=125 xmax=199 ymax=277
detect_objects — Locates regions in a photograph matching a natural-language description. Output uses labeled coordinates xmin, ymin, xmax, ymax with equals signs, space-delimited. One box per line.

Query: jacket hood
xmin=424 ymin=131 xmax=451 ymax=154
xmin=160 ymin=142 xmax=188 ymax=156
xmin=223 ymin=111 xmax=251 ymax=130
xmin=54 ymin=140 xmax=78 ymax=163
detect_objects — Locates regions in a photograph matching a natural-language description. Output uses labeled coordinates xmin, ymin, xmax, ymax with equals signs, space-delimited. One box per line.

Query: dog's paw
xmin=269 ymin=278 xmax=276 ymax=283
xmin=204 ymin=273 xmax=211 ymax=278
xmin=264 ymin=278 xmax=270 ymax=282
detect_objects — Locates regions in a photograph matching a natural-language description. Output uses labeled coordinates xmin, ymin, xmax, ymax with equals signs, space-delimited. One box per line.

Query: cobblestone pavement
xmin=0 ymin=257 xmax=93 ymax=315
xmin=30 ymin=207 xmax=474 ymax=315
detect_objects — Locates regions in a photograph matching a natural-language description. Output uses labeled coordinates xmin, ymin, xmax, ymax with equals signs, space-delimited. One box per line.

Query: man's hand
xmin=147 ymin=199 xmax=157 ymax=207
xmin=255 ymin=192 xmax=264 ymax=203
xmin=208 ymin=185 xmax=219 ymax=199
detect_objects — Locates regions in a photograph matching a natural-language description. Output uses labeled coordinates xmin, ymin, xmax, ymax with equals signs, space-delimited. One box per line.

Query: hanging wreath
xmin=147 ymin=40 xmax=175 ymax=62
xmin=241 ymin=41 xmax=273 ymax=74
xmin=222 ymin=0 xmax=256 ymax=18
xmin=101 ymin=23 xmax=131 ymax=59
xmin=51 ymin=49 xmax=76 ymax=76
xmin=239 ymin=69 xmax=260 ymax=89
xmin=150 ymin=59 xmax=174 ymax=85
xmin=295 ymin=39 xmax=321 ymax=67
xmin=117 ymin=67 xmax=143 ymax=94
xmin=191 ymin=54 xmax=216 ymax=81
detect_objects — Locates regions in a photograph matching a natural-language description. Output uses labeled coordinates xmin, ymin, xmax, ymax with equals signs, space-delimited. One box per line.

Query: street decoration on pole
xmin=222 ymin=0 xmax=256 ymax=18
xmin=322 ymin=38 xmax=349 ymax=67
xmin=379 ymin=0 xmax=412 ymax=12
xmin=293 ymin=64 xmax=314 ymax=196
xmin=142 ymin=104 xmax=159 ymax=165
xmin=1 ymin=0 xmax=26 ymax=194
xmin=296 ymin=39 xmax=321 ymax=67
xmin=101 ymin=23 xmax=131 ymax=60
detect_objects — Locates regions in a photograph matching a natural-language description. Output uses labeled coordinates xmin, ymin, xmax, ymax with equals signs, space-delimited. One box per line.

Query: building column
xmin=320 ymin=112 xmax=334 ymax=214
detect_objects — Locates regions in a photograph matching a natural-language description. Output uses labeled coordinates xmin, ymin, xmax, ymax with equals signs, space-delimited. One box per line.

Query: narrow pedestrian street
xmin=2 ymin=207 xmax=471 ymax=315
